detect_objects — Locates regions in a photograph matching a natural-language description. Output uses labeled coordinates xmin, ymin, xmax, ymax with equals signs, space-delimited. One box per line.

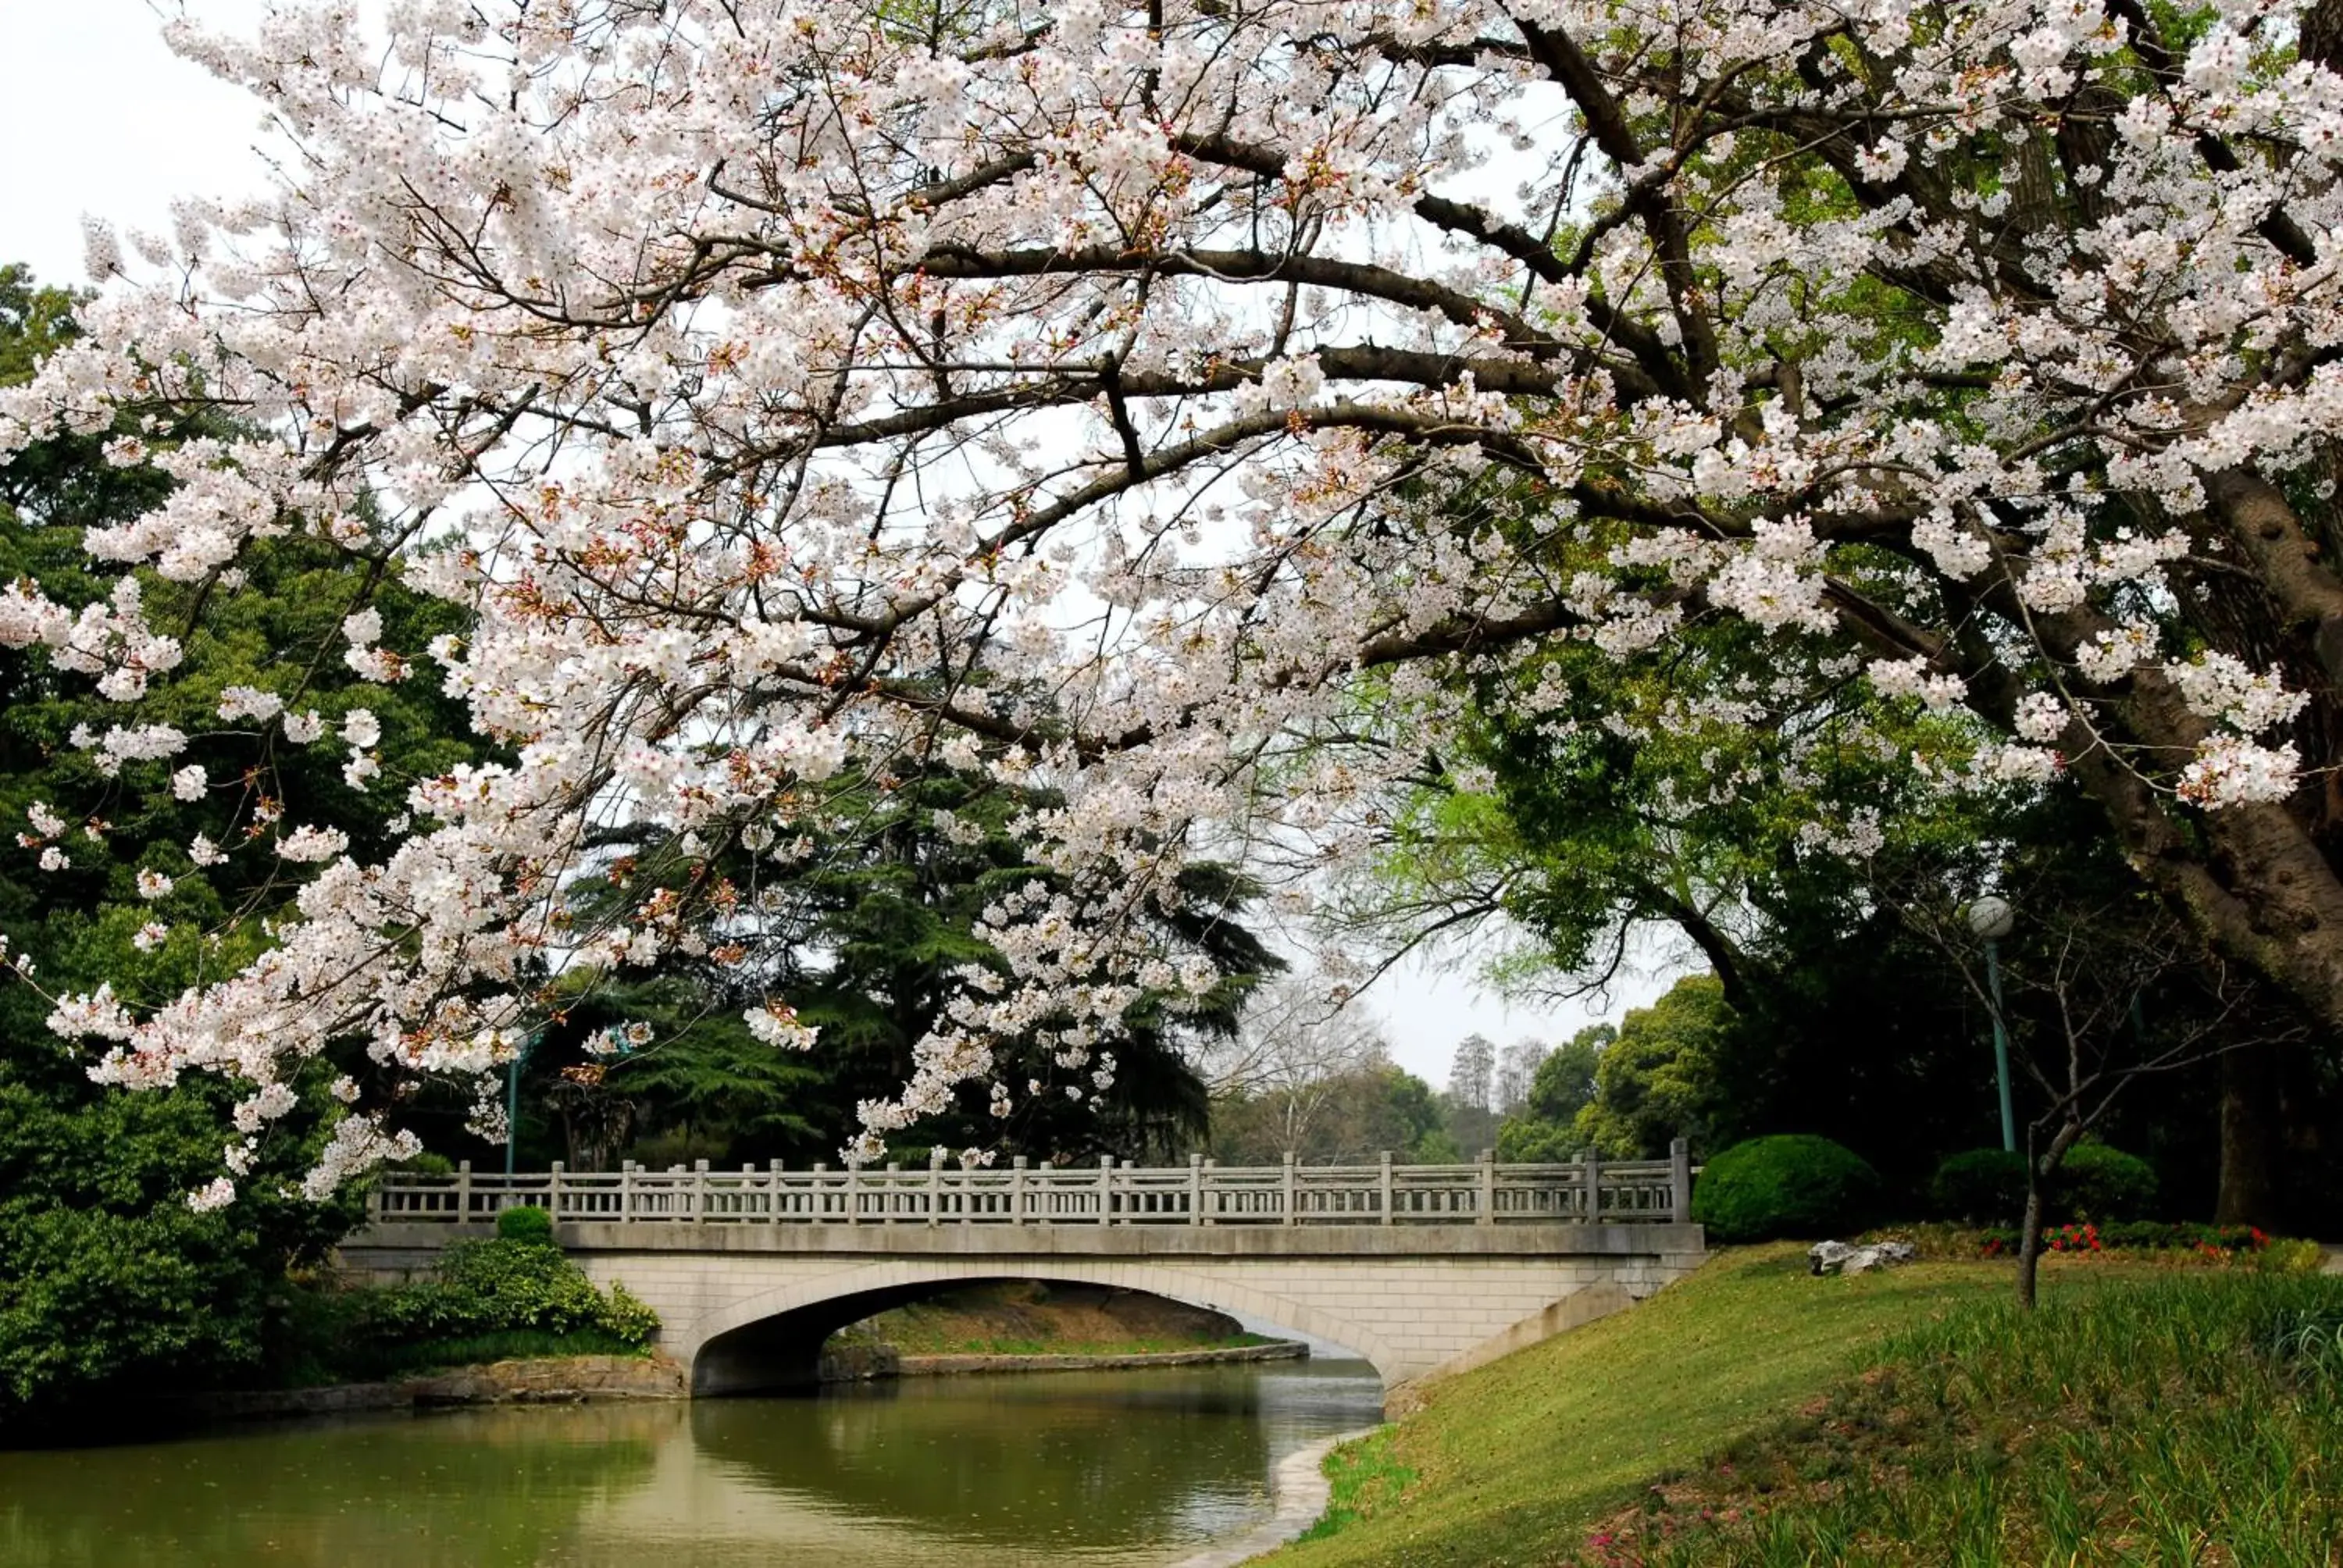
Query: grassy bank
xmin=1261 ymin=1246 xmax=2342 ymax=1567
xmin=829 ymin=1281 xmax=1275 ymax=1361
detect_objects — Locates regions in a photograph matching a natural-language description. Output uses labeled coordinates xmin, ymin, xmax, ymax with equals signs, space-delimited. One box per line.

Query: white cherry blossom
xmin=7 ymin=0 xmax=2343 ymax=1197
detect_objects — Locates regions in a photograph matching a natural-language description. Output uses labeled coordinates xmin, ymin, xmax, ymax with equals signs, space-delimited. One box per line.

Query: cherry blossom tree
xmin=12 ymin=0 xmax=2343 ymax=1200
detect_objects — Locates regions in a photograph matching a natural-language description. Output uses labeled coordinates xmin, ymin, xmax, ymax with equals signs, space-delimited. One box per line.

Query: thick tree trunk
xmin=1950 ymin=533 xmax=2343 ymax=1065
xmin=2306 ymin=0 xmax=2343 ymax=74
xmin=2058 ymin=682 xmax=2343 ymax=1042
xmin=2217 ymin=1040 xmax=2287 ymax=1228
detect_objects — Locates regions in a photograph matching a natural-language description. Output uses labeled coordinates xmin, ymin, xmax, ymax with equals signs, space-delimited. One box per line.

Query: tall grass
xmin=1296 ymin=1431 xmax=1418 ymax=1544
xmin=1585 ymin=1274 xmax=2343 ymax=1566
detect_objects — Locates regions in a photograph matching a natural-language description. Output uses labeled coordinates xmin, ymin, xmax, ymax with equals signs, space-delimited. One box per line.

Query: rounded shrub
xmin=495 ymin=1203 xmax=557 ymax=1245
xmin=1931 ymin=1149 xmax=2030 ymax=1224
xmin=1690 ymin=1135 xmax=1883 ymax=1243
xmin=2057 ymin=1143 xmax=2157 ymax=1223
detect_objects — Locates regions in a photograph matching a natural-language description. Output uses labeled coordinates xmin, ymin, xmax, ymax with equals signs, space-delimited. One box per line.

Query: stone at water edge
xmin=1809 ymin=1241 xmax=1917 ymax=1277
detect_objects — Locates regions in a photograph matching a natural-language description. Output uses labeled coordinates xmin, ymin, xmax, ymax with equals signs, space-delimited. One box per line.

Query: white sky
xmin=0 ymin=0 xmax=1688 ymax=1085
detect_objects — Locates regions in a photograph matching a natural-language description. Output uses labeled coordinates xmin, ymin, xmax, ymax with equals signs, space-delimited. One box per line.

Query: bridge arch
xmin=684 ymin=1259 xmax=1403 ymax=1395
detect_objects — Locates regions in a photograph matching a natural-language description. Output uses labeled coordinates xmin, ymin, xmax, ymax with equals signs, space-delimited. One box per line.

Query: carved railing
xmin=366 ymin=1142 xmax=1696 ymax=1229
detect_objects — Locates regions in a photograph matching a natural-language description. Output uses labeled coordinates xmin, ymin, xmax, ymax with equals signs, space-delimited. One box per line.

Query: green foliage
xmin=267 ymin=1271 xmax=653 ymax=1386
xmin=0 ymin=262 xmax=490 ymax=1424
xmin=2057 ymin=1142 xmax=2159 ymax=1223
xmin=342 ymin=1327 xmax=649 ymax=1381
xmin=600 ymin=1283 xmax=661 ymax=1346
xmin=1928 ymin=1149 xmax=2027 ymax=1224
xmin=1297 ymin=1429 xmax=1417 ymax=1543
xmin=0 ymin=1074 xmax=362 ymax=1424
xmin=494 ymin=1204 xmax=556 ymax=1245
xmin=1571 ymin=977 xmax=1735 ymax=1159
xmin=1691 ymin=1135 xmax=1882 ymax=1243
xmin=1496 ymin=1117 xmax=1581 ymax=1163
xmin=1496 ymin=1027 xmax=1607 ymax=1161
xmin=563 ymin=985 xmax=823 ymax=1170
xmin=355 ymin=1238 xmax=657 ymax=1348
xmin=1526 ymin=1028 xmax=1607 ymax=1124
xmin=1211 ymin=1064 xmax=1450 ymax=1165
xmin=547 ymin=762 xmax=1279 ymax=1168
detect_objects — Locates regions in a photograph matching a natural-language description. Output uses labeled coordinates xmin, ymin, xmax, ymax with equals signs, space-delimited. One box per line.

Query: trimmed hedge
xmin=1931 ymin=1149 xmax=2029 ymax=1224
xmin=495 ymin=1203 xmax=556 ymax=1245
xmin=1690 ymin=1135 xmax=1881 ymax=1242
xmin=1930 ymin=1142 xmax=2158 ymax=1225
xmin=2059 ymin=1143 xmax=2158 ymax=1223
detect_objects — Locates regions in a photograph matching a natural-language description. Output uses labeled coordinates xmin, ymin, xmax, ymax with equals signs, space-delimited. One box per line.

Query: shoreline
xmin=179 ymin=1337 xmax=1311 ymax=1424
xmin=822 ymin=1338 xmax=1308 ymax=1381
xmin=1172 ymin=1424 xmax=1382 ymax=1568
xmin=186 ymin=1353 xmax=690 ymax=1422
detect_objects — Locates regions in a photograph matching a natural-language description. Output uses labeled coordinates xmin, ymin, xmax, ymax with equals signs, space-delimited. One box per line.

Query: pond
xmin=0 ymin=1359 xmax=1384 ymax=1567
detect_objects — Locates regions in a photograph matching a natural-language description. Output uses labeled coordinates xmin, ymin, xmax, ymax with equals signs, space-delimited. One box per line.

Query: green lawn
xmin=1260 ymin=1245 xmax=2339 ymax=1568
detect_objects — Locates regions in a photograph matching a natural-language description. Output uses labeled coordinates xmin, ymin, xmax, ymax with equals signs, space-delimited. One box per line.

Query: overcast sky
xmin=0 ymin=0 xmax=1686 ymax=1085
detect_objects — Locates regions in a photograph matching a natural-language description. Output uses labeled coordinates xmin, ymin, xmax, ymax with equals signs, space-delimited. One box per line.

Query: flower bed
xmin=1975 ymin=1221 xmax=2320 ymax=1267
xmin=1855 ymin=1222 xmax=2324 ymax=1272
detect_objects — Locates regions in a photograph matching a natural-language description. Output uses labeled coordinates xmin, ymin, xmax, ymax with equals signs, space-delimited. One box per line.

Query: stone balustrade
xmin=368 ymin=1142 xmax=1696 ymax=1231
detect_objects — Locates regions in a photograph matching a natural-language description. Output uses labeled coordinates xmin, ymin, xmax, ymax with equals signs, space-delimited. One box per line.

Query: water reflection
xmin=0 ymin=1361 xmax=1382 ymax=1568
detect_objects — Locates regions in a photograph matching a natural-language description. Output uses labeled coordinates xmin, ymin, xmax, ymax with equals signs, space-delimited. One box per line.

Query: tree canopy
xmin=16 ymin=3 xmax=2343 ymax=1194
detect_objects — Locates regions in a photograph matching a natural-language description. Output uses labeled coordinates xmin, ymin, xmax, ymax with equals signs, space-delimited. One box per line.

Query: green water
xmin=0 ymin=1360 xmax=1382 ymax=1567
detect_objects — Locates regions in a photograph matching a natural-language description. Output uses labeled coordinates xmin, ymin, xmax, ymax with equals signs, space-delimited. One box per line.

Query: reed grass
xmin=1581 ymin=1273 xmax=2343 ymax=1566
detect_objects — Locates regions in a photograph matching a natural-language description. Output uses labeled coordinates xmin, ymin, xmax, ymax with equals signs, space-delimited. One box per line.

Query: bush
xmin=355 ymin=1238 xmax=656 ymax=1348
xmin=1931 ymin=1149 xmax=2029 ymax=1224
xmin=1929 ymin=1142 xmax=2157 ymax=1226
xmin=2059 ymin=1142 xmax=2158 ymax=1222
xmin=1690 ymin=1135 xmax=1881 ymax=1243
xmin=601 ymin=1283 xmax=661 ymax=1345
xmin=495 ymin=1204 xmax=556 ymax=1245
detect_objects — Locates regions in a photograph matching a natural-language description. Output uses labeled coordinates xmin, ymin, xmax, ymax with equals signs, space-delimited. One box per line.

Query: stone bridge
xmin=344 ymin=1149 xmax=1706 ymax=1394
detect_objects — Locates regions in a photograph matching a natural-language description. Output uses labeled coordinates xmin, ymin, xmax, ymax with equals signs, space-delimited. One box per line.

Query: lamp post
xmin=1966 ymin=895 xmax=2018 ymax=1153
xmin=505 ymin=1028 xmax=542 ymax=1177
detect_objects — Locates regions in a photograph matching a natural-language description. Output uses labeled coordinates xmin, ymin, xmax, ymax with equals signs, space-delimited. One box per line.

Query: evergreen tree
xmin=537 ymin=760 xmax=1280 ymax=1167
xmin=0 ymin=265 xmax=482 ymax=1422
